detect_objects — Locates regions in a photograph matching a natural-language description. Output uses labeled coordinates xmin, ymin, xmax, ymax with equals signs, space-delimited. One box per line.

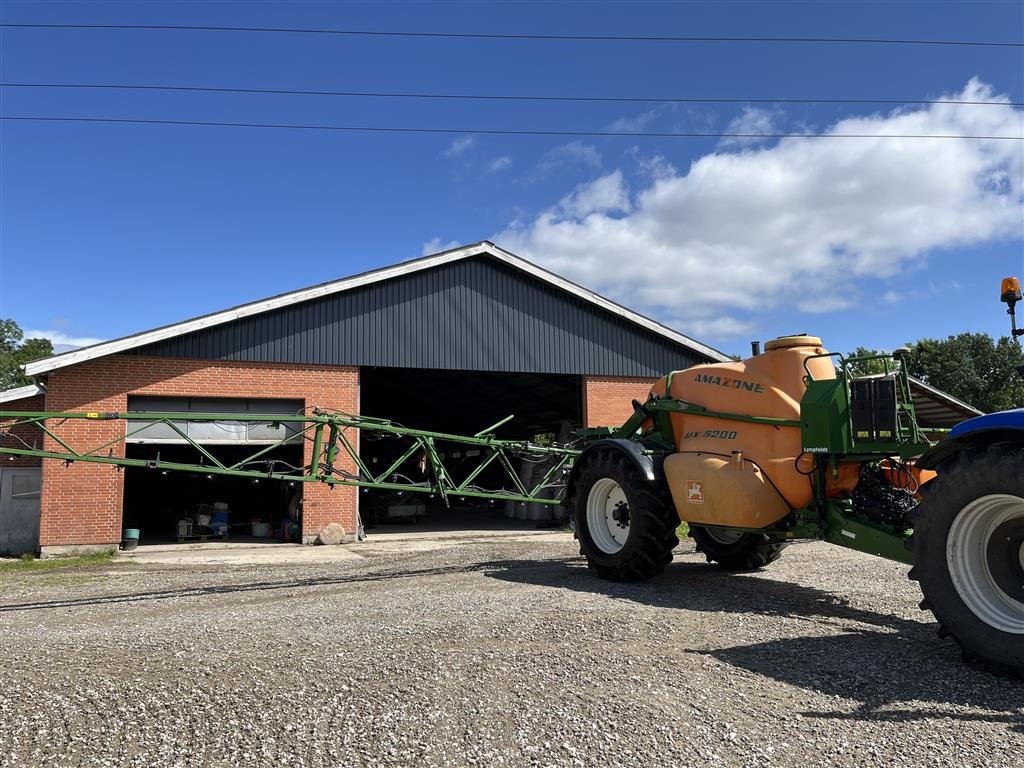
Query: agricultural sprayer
xmin=1 ymin=278 xmax=1021 ymax=674
xmin=568 ymin=276 xmax=1023 ymax=674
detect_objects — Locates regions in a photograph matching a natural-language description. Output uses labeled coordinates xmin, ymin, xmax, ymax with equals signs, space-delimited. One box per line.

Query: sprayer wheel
xmin=572 ymin=450 xmax=679 ymax=581
xmin=908 ymin=446 xmax=1024 ymax=675
xmin=690 ymin=525 xmax=788 ymax=571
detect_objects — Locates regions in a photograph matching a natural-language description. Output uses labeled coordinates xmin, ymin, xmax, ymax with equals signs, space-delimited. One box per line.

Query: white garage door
xmin=126 ymin=396 xmax=305 ymax=445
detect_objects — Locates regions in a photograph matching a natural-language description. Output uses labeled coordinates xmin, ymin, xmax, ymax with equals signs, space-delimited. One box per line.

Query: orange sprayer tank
xmin=653 ymin=335 xmax=836 ymax=528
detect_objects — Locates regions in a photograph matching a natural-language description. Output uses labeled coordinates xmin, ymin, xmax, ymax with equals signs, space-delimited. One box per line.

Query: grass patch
xmin=0 ymin=550 xmax=115 ymax=573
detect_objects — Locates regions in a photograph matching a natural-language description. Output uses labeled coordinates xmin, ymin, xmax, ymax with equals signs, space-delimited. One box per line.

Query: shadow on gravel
xmin=0 ymin=562 xmax=493 ymax=612
xmin=485 ymin=557 xmax=1024 ymax=731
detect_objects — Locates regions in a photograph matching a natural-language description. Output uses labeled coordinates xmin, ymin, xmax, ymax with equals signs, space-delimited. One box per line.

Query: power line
xmin=2 ymin=116 xmax=1020 ymax=140
xmin=3 ymin=82 xmax=1020 ymax=108
xmin=1 ymin=23 xmax=1021 ymax=48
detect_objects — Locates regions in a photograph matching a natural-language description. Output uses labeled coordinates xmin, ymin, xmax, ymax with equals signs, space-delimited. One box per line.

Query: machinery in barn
xmin=1 ymin=278 xmax=1021 ymax=673
xmin=569 ymin=276 xmax=1023 ymax=674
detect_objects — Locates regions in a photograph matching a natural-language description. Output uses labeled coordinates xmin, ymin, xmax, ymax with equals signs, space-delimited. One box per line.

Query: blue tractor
xmin=910 ymin=277 xmax=1023 ymax=672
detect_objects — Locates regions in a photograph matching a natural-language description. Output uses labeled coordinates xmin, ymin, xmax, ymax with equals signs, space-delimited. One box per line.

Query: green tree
xmin=845 ymin=334 xmax=1024 ymax=413
xmin=844 ymin=347 xmax=894 ymax=377
xmin=0 ymin=319 xmax=53 ymax=389
xmin=906 ymin=333 xmax=1024 ymax=414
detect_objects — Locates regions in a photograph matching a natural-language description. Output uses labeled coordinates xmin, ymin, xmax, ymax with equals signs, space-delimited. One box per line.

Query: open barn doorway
xmin=358 ymin=367 xmax=582 ymax=534
xmin=121 ymin=396 xmax=305 ymax=545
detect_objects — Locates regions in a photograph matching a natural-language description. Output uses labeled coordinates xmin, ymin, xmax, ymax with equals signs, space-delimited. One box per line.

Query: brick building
xmin=4 ymin=242 xmax=726 ymax=555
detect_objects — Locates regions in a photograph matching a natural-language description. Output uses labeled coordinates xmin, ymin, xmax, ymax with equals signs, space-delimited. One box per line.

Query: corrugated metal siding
xmin=129 ymin=256 xmax=711 ymax=376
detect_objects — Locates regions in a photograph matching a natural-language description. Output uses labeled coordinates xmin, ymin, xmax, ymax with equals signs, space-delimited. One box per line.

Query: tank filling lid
xmin=764 ymin=334 xmax=823 ymax=351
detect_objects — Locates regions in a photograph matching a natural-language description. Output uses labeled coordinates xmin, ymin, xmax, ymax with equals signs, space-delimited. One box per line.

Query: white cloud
xmin=796 ymin=294 xmax=858 ymax=314
xmin=559 ymin=171 xmax=631 ymax=218
xmin=421 ymin=238 xmax=463 ymax=256
xmin=719 ymin=106 xmax=784 ymax=148
xmin=677 ymin=315 xmax=758 ymax=339
xmin=607 ymin=106 xmax=664 ymax=133
xmin=488 ymin=156 xmax=512 ymax=173
xmin=24 ymin=329 xmax=105 ymax=353
xmin=494 ymin=79 xmax=1024 ymax=342
xmin=630 ymin=150 xmax=677 ymax=180
xmin=532 ymin=141 xmax=603 ymax=178
xmin=444 ymin=135 xmax=476 ymax=157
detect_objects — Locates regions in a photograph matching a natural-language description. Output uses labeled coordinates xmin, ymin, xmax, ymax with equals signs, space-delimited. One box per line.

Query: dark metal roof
xmin=126 ymin=254 xmax=715 ymax=377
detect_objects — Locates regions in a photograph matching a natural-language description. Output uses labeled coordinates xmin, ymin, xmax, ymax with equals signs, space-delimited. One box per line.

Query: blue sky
xmin=1 ymin=0 xmax=1022 ymax=359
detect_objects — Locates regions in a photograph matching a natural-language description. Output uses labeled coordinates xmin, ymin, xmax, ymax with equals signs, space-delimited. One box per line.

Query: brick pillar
xmin=298 ymin=368 xmax=360 ymax=543
xmin=40 ymin=371 xmax=126 ymax=553
xmin=582 ymin=376 xmax=657 ymax=428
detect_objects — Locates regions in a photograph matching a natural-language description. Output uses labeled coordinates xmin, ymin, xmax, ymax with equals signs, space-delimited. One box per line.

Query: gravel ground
xmin=0 ymin=534 xmax=1021 ymax=768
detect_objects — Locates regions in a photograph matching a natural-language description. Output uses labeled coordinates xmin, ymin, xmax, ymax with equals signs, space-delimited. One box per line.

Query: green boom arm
xmin=0 ymin=408 xmax=578 ymax=506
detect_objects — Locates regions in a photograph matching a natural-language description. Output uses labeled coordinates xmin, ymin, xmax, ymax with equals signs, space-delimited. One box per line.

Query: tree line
xmin=846 ymin=333 xmax=1024 ymax=414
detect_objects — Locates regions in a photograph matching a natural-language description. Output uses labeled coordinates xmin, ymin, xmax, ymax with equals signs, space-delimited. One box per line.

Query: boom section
xmin=0 ymin=408 xmax=577 ymax=505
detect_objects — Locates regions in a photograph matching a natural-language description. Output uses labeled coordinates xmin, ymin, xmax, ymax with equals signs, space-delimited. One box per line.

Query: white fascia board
xmin=0 ymin=383 xmax=45 ymax=403
xmin=25 ymin=240 xmax=729 ymax=374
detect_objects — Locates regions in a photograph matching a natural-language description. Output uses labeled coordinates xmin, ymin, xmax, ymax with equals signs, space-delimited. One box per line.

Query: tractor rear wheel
xmin=572 ymin=450 xmax=679 ymax=581
xmin=690 ymin=525 xmax=787 ymax=571
xmin=909 ymin=446 xmax=1024 ymax=674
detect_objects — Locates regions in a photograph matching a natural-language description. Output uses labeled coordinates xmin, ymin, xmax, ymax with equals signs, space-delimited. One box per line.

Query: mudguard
xmin=916 ymin=408 xmax=1024 ymax=470
xmin=566 ymin=438 xmax=666 ymax=501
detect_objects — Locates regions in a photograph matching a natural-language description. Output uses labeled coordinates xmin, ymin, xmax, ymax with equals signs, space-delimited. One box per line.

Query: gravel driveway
xmin=0 ymin=533 xmax=1020 ymax=768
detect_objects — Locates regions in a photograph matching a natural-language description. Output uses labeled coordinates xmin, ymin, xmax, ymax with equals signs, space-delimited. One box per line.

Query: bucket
xmin=251 ymin=522 xmax=271 ymax=538
xmin=121 ymin=528 xmax=140 ymax=551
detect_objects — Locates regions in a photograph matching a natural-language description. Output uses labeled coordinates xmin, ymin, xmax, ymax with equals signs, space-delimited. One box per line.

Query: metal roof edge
xmin=25 ymin=241 xmax=727 ymax=374
xmin=859 ymin=372 xmax=984 ymax=416
xmin=0 ymin=383 xmax=45 ymax=403
xmin=907 ymin=375 xmax=984 ymax=416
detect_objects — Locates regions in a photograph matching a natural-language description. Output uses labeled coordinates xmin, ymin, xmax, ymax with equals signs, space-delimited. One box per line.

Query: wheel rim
xmin=946 ymin=494 xmax=1024 ymax=634
xmin=586 ymin=478 xmax=631 ymax=554
xmin=702 ymin=526 xmax=745 ymax=546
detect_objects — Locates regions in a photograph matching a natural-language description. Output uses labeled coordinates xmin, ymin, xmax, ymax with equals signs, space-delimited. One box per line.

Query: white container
xmin=516 ymin=461 xmax=534 ymax=519
xmin=251 ymin=522 xmax=271 ymax=537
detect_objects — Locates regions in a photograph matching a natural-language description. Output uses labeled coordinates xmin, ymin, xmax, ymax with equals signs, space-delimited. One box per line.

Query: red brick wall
xmin=582 ymin=376 xmax=657 ymax=428
xmin=40 ymin=356 xmax=359 ymax=548
xmin=0 ymin=394 xmax=46 ymax=467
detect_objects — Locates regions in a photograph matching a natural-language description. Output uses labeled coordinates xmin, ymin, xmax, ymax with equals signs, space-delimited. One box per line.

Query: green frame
xmin=0 ymin=408 xmax=578 ymax=506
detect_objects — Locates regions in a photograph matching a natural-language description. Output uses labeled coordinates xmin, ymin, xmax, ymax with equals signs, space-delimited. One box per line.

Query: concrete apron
xmin=118 ymin=528 xmax=571 ymax=565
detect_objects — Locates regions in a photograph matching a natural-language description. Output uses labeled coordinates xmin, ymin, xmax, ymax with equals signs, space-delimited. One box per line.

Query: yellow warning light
xmin=1001 ymin=276 xmax=1022 ymax=305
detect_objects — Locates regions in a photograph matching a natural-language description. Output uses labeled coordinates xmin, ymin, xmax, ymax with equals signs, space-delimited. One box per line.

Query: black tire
xmin=690 ymin=526 xmax=787 ymax=571
xmin=909 ymin=445 xmax=1024 ymax=675
xmin=572 ymin=449 xmax=679 ymax=581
